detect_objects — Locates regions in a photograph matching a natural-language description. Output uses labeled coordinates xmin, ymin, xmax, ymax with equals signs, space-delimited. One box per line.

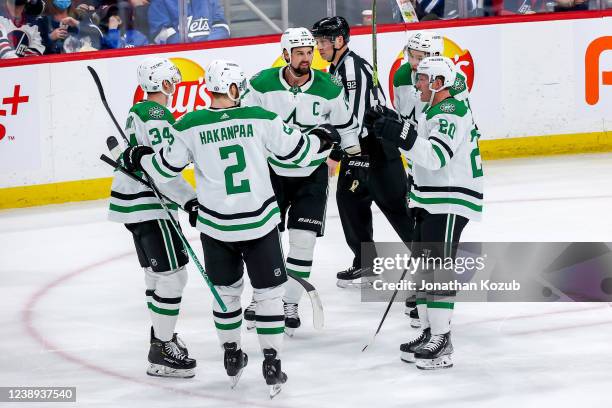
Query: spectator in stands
xmin=553 ymin=0 xmax=589 ymax=11
xmin=499 ymin=0 xmax=546 ymax=14
xmin=97 ymin=3 xmax=147 ymax=48
xmin=413 ymin=0 xmax=478 ymax=19
xmin=0 ymin=19 xmax=18 ymax=57
xmin=148 ymin=0 xmax=229 ymax=44
xmin=40 ymin=0 xmax=104 ymax=53
xmin=0 ymin=0 xmax=45 ymax=56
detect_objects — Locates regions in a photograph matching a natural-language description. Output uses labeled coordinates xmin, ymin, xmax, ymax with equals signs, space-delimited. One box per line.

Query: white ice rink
xmin=2 ymin=153 xmax=612 ymax=408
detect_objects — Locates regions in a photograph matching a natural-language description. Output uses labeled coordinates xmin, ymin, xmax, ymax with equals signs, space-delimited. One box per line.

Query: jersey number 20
xmin=219 ymin=145 xmax=251 ymax=195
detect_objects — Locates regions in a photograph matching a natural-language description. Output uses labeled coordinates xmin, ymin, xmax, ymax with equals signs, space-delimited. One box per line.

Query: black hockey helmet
xmin=311 ymin=16 xmax=350 ymax=43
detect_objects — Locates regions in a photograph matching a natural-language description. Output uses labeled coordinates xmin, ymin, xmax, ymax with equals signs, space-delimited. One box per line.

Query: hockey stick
xmin=286 ymin=270 xmax=324 ymax=329
xmin=371 ymin=0 xmax=379 ymax=103
xmin=362 ymin=240 xmax=415 ymax=352
xmin=104 ymin=137 xmax=226 ymax=311
xmin=88 ymin=65 xmax=227 ymax=312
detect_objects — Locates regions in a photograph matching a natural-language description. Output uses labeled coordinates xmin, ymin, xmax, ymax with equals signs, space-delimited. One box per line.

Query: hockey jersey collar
xmin=278 ymin=66 xmax=315 ymax=94
xmin=329 ymin=48 xmax=351 ymax=75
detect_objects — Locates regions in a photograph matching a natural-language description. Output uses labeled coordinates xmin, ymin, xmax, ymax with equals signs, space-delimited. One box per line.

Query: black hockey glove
xmin=122 ymin=145 xmax=154 ymax=173
xmin=184 ymin=198 xmax=199 ymax=227
xmin=363 ymin=105 xmax=399 ymax=137
xmin=374 ymin=116 xmax=418 ymax=151
xmin=310 ymin=124 xmax=341 ymax=151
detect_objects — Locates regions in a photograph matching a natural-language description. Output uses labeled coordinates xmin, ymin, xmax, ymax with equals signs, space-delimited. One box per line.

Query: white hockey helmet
xmin=405 ymin=31 xmax=444 ymax=56
xmin=137 ymin=57 xmax=182 ymax=96
xmin=281 ymin=27 xmax=316 ymax=63
xmin=205 ymin=59 xmax=247 ymax=102
xmin=416 ymin=56 xmax=457 ymax=92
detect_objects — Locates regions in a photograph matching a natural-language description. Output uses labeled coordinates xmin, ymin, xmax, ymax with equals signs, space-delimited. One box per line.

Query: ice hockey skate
xmin=415 ymin=332 xmax=453 ymax=370
xmin=336 ymin=266 xmax=376 ymax=288
xmin=147 ymin=330 xmax=196 ymax=378
xmin=283 ymin=302 xmax=301 ymax=337
xmin=262 ymin=348 xmax=287 ymax=399
xmin=399 ymin=327 xmax=431 ymax=363
xmin=223 ymin=342 xmax=248 ymax=388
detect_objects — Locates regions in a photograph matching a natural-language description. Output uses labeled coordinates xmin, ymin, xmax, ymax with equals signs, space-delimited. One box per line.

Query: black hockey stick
xmin=371 ymin=0 xmax=379 ymax=102
xmin=88 ymin=64 xmax=227 ymax=312
xmin=362 ymin=240 xmax=415 ymax=352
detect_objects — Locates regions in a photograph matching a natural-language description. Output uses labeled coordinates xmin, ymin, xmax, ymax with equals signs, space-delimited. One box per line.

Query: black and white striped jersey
xmin=329 ymin=49 xmax=398 ymax=160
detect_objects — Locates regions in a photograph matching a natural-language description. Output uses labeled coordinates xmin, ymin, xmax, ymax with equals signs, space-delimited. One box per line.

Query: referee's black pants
xmin=336 ymin=155 xmax=414 ymax=269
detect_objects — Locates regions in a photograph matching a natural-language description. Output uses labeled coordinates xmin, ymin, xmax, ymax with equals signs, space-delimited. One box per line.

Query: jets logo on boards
xmin=440 ymin=102 xmax=456 ymax=113
xmin=149 ymin=106 xmax=165 ymax=119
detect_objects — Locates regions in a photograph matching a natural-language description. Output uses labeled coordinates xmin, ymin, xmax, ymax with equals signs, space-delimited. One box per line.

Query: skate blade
xmin=229 ymin=369 xmax=244 ymax=389
xmin=416 ymin=355 xmax=453 ymax=370
xmin=147 ymin=363 xmax=195 ymax=378
xmin=284 ymin=327 xmax=296 ymax=337
xmin=269 ymin=384 xmax=282 ymax=399
xmin=336 ymin=279 xmax=373 ymax=289
xmin=400 ymin=352 xmax=415 ymax=363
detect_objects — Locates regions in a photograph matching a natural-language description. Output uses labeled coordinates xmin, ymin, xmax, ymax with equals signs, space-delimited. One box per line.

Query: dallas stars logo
xmin=440 ymin=102 xmax=456 ymax=113
xmin=149 ymin=106 xmax=165 ymax=119
xmin=331 ymin=75 xmax=343 ymax=87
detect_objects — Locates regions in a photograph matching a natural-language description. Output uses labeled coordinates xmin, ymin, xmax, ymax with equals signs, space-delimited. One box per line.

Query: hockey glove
xmin=310 ymin=124 xmax=341 ymax=152
xmin=184 ymin=198 xmax=199 ymax=227
xmin=364 ymin=105 xmax=399 ymax=137
xmin=122 ymin=145 xmax=154 ymax=173
xmin=374 ymin=116 xmax=418 ymax=151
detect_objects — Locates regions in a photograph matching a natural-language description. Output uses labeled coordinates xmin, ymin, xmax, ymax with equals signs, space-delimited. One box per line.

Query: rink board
xmin=0 ymin=12 xmax=611 ymax=208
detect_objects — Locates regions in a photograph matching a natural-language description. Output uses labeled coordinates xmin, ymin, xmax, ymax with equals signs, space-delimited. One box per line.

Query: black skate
xmin=147 ymin=332 xmax=196 ymax=378
xmin=336 ymin=266 xmax=375 ymax=288
xmin=223 ymin=342 xmax=248 ymax=388
xmin=404 ymin=299 xmax=421 ymax=328
xmin=399 ymin=327 xmax=431 ymax=363
xmin=150 ymin=327 xmax=189 ymax=356
xmin=415 ymin=331 xmax=453 ymax=370
xmin=283 ymin=302 xmax=300 ymax=337
xmin=262 ymin=348 xmax=287 ymax=399
xmin=244 ymin=299 xmax=257 ymax=331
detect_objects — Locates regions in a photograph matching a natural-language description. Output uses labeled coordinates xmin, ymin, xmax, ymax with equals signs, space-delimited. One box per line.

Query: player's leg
xmin=414 ymin=212 xmax=469 ymax=370
xmin=336 ymin=156 xmax=377 ymax=288
xmin=243 ymin=169 xmax=291 ymax=330
xmin=201 ymin=233 xmax=248 ymax=385
xmin=126 ymin=220 xmax=195 ymax=378
xmin=242 ymin=228 xmax=288 ymax=391
xmin=283 ymin=165 xmax=328 ymax=335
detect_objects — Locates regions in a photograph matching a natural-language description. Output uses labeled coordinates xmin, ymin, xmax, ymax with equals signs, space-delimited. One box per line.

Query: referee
xmin=311 ymin=16 xmax=415 ymax=288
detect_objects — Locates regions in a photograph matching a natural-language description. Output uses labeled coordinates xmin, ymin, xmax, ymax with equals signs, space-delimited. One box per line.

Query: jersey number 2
xmin=219 ymin=145 xmax=251 ymax=195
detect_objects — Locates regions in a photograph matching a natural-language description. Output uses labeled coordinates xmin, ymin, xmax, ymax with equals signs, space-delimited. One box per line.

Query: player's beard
xmin=289 ymin=62 xmax=310 ymax=77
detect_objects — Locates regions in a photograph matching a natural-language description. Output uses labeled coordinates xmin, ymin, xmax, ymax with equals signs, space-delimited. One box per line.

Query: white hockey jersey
xmin=0 ymin=16 xmax=44 ymax=57
xmin=108 ymin=101 xmax=196 ymax=224
xmin=141 ymin=106 xmax=321 ymax=242
xmin=241 ymin=66 xmax=359 ymax=177
xmin=401 ymin=98 xmax=483 ymax=221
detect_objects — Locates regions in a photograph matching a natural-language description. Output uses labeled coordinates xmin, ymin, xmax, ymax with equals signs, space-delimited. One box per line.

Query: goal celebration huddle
xmin=105 ymin=16 xmax=483 ymax=398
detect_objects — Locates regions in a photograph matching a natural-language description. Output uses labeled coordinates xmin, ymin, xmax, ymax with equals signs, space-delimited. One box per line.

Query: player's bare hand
xmin=326 ymin=158 xmax=339 ymax=177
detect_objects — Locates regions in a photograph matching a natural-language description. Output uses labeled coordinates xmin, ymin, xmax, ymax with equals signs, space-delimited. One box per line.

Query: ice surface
xmin=1 ymin=154 xmax=612 ymax=408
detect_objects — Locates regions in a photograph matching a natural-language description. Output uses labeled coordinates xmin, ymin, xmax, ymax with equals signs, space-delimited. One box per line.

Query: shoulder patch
xmin=331 ymin=75 xmax=343 ymax=87
xmin=439 ymin=102 xmax=456 ymax=113
xmin=149 ymin=106 xmax=166 ymax=120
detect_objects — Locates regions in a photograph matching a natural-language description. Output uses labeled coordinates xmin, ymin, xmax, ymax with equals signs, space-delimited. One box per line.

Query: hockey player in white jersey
xmin=392 ymin=30 xmax=470 ymax=327
xmin=108 ymin=57 xmax=198 ymax=378
xmin=241 ymin=27 xmax=360 ymax=336
xmin=120 ymin=60 xmax=340 ymax=396
xmin=371 ymin=57 xmax=483 ymax=370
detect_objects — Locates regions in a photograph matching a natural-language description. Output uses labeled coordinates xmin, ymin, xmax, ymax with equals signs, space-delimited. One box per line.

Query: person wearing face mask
xmin=0 ymin=0 xmax=45 ymax=56
xmin=108 ymin=57 xmax=199 ymax=378
xmin=40 ymin=0 xmax=104 ymax=53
